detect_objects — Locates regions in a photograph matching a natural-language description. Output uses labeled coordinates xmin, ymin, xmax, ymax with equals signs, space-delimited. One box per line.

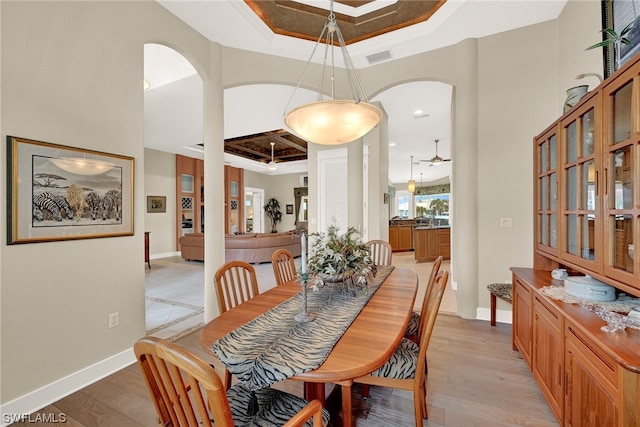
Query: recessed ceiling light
xmin=389 ymin=142 xmax=396 ymax=147
xmin=413 ymin=109 xmax=423 ymax=115
xmin=143 ymin=79 xmax=151 ymax=91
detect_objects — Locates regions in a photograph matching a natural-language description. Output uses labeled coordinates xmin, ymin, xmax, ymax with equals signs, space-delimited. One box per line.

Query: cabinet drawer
xmin=565 ymin=322 xmax=618 ymax=389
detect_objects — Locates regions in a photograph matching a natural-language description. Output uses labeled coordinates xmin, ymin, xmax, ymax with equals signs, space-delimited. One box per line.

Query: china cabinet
xmin=520 ymin=52 xmax=640 ymax=427
xmin=533 ymin=53 xmax=640 ymax=296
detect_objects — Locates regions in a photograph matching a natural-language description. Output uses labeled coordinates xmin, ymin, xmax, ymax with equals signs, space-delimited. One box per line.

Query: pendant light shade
xmin=284 ymin=1 xmax=382 ymax=145
xmin=285 ymin=100 xmax=382 ymax=146
xmin=408 ymin=155 xmax=415 ymax=193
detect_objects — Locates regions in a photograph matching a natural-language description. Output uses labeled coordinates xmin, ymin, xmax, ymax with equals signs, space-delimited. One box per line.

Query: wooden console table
xmin=144 ymin=231 xmax=150 ymax=269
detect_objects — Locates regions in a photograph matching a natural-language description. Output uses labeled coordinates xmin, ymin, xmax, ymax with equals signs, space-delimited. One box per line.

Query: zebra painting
xmin=32 ymin=192 xmax=62 ymax=221
xmin=85 ymin=191 xmax=101 ymax=220
xmin=52 ymin=195 xmax=74 ymax=220
xmin=102 ymin=189 xmax=122 ymax=221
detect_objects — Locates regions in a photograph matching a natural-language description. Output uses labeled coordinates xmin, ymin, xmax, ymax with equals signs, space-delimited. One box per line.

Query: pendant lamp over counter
xmin=284 ymin=0 xmax=382 ymax=145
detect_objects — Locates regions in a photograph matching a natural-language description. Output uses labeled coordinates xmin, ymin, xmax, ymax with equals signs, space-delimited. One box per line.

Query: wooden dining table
xmin=200 ymin=266 xmax=418 ymax=426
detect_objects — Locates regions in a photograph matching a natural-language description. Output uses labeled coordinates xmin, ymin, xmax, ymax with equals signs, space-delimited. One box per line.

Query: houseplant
xmin=306 ymin=224 xmax=375 ymax=290
xmin=586 ymin=22 xmax=635 ymax=70
xmin=264 ymin=197 xmax=282 ymax=233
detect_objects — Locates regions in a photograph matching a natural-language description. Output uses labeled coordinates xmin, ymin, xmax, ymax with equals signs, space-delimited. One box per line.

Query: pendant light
xmin=408 ymin=155 xmax=416 ymax=193
xmin=283 ymin=0 xmax=382 ymax=145
xmin=267 ymin=142 xmax=278 ymax=171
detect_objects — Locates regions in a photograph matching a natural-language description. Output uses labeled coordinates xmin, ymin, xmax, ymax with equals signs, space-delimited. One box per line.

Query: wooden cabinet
xmin=533 ymin=54 xmax=640 ymax=296
xmin=532 ymin=294 xmax=563 ymax=421
xmin=512 ymin=276 xmax=533 ymax=368
xmin=388 ymin=225 xmax=413 ymax=252
xmin=511 ymin=268 xmax=640 ymax=427
xmin=413 ymin=227 xmax=450 ymax=262
xmin=565 ymin=322 xmax=618 ymax=427
xmin=176 ymin=155 xmax=204 ymax=249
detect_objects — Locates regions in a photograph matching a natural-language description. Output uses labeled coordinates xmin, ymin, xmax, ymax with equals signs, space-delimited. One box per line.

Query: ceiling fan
xmin=266 ymin=141 xmax=278 ymax=171
xmin=420 ymin=139 xmax=451 ymax=166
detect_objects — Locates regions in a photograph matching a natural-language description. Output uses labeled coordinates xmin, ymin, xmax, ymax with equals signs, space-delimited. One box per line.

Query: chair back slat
xmin=272 ymin=249 xmax=297 ymax=286
xmin=417 ymin=256 xmax=443 ymax=340
xmin=135 ymin=336 xmax=234 ymax=427
xmin=416 ymin=269 xmax=449 ymax=380
xmin=215 ymin=261 xmax=260 ymax=313
xmin=366 ymin=240 xmax=392 ymax=266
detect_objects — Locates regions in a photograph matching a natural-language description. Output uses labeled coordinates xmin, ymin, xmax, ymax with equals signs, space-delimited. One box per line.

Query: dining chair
xmin=134 ymin=336 xmax=328 ymax=427
xmin=343 ymin=269 xmax=449 ymax=426
xmin=404 ymin=256 xmax=443 ymax=343
xmin=214 ymin=260 xmax=260 ymax=389
xmin=214 ymin=260 xmax=260 ymax=313
xmin=366 ymin=240 xmax=393 ymax=266
xmin=272 ymin=248 xmax=298 ymax=286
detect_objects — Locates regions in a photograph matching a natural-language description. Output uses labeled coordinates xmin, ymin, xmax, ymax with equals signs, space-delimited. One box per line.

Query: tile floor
xmin=144 ymin=252 xmax=456 ymax=340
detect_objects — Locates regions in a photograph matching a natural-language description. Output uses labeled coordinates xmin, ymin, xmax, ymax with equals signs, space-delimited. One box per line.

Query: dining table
xmin=200 ymin=266 xmax=418 ymax=427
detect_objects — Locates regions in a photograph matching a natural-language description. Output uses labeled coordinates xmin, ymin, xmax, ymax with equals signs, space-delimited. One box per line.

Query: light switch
xmin=500 ymin=218 xmax=513 ymax=228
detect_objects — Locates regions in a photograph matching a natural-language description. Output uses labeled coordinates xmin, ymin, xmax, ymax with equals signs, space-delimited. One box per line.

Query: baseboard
xmin=0 ymin=348 xmax=135 ymax=426
xmin=476 ymin=307 xmax=513 ymax=325
xmin=150 ymin=251 xmax=180 ymax=260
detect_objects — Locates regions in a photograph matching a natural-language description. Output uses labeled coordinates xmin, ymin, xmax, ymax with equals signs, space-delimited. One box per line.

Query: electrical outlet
xmin=108 ymin=312 xmax=119 ymax=328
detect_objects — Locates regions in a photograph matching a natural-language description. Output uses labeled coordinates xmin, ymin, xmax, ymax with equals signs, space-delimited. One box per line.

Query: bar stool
xmin=487 ymin=283 xmax=512 ymax=326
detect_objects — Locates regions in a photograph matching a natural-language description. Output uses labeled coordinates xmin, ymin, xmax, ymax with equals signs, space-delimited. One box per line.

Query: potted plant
xmin=306 ymin=224 xmax=375 ymax=291
xmin=586 ymin=22 xmax=635 ymax=70
xmin=264 ymin=197 xmax=282 ymax=233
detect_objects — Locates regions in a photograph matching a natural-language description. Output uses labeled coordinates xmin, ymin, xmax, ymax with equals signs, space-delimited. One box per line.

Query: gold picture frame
xmin=7 ymin=136 xmax=134 ymax=244
xmin=147 ymin=195 xmax=166 ymax=213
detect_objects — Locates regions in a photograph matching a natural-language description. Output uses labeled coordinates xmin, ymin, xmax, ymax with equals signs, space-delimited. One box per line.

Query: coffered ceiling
xmin=146 ymin=0 xmax=567 ymax=184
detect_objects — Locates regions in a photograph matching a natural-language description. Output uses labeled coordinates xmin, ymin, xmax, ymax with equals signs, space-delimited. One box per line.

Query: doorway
xmin=245 ymin=187 xmax=264 ymax=233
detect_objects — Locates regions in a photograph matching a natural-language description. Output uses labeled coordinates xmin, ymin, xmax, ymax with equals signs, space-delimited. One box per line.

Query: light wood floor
xmin=25 ymin=253 xmax=558 ymax=426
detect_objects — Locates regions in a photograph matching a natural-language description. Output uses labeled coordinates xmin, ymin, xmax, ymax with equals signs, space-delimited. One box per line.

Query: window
xmin=415 ymin=193 xmax=450 ymax=226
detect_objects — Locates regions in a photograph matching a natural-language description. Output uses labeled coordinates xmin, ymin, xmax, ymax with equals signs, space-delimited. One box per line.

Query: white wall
xmin=144 ymin=148 xmax=177 ymax=256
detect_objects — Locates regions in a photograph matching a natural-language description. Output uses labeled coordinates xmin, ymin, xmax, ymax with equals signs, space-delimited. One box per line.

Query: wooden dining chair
xmin=366 ymin=240 xmax=393 ymax=266
xmin=214 ymin=260 xmax=260 ymax=389
xmin=404 ymin=256 xmax=443 ymax=342
xmin=343 ymin=269 xmax=449 ymax=426
xmin=272 ymin=248 xmax=298 ymax=286
xmin=134 ymin=336 xmax=328 ymax=427
xmin=214 ymin=260 xmax=260 ymax=314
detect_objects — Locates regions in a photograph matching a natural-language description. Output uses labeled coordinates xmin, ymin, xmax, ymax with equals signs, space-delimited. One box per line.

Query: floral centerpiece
xmin=306 ymin=224 xmax=376 ymax=291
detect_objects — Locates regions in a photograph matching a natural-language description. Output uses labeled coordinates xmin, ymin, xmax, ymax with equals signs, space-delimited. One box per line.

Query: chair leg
xmin=490 ymin=293 xmax=497 ymax=326
xmin=223 ymin=368 xmax=232 ymax=390
xmin=361 ymin=384 xmax=370 ymax=398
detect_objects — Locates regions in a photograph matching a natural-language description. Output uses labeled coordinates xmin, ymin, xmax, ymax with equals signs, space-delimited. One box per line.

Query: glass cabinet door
xmin=603 ymin=76 xmax=638 ymax=286
xmin=536 ymin=128 xmax=559 ymax=257
xmin=560 ymin=101 xmax=600 ymax=272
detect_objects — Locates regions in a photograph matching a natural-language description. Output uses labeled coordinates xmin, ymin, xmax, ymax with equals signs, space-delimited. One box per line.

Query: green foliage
xmin=264 ymin=198 xmax=282 ymax=233
xmin=306 ymin=224 xmax=375 ymax=289
xmin=586 ymin=22 xmax=634 ymax=50
xmin=429 ymin=198 xmax=449 ymax=215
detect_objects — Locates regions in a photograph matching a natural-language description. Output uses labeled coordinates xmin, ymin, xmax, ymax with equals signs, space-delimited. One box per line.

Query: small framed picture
xmin=286 ymin=204 xmax=294 ymax=215
xmin=147 ymin=195 xmax=166 ymax=213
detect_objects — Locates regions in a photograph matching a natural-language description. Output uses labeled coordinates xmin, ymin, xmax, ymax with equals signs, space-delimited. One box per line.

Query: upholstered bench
xmin=487 ymin=282 xmax=512 ymax=326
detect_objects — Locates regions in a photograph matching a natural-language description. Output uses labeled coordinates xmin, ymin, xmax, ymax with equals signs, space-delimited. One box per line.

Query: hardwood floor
xmin=25 ymin=252 xmax=558 ymax=426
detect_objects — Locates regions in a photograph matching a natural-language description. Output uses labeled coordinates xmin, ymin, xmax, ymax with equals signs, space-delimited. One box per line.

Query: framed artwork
xmin=603 ymin=0 xmax=640 ymax=77
xmin=286 ymin=204 xmax=294 ymax=214
xmin=6 ymin=136 xmax=134 ymax=244
xmin=147 ymin=195 xmax=166 ymax=213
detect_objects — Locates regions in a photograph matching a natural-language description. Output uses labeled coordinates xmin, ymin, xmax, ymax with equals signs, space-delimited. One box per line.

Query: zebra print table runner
xmin=212 ymin=265 xmax=394 ymax=391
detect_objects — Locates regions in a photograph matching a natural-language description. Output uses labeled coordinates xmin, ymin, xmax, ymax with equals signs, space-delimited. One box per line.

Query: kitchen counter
xmin=413 ymin=226 xmax=450 ymax=262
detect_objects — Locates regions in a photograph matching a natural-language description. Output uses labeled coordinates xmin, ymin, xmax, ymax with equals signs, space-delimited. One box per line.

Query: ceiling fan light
xmin=285 ymin=100 xmax=382 ymax=145
xmin=267 ymin=161 xmax=278 ymax=171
